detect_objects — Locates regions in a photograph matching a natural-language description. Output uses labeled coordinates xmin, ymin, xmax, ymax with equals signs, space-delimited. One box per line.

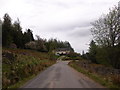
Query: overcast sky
xmin=0 ymin=0 xmax=119 ymax=53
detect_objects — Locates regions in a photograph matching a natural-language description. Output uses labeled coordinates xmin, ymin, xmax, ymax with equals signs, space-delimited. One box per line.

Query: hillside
xmin=2 ymin=48 xmax=56 ymax=88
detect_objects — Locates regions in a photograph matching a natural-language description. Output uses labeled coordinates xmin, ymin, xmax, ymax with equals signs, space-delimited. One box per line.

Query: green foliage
xmin=106 ymin=46 xmax=120 ymax=68
xmin=35 ymin=35 xmax=47 ymax=52
xmin=89 ymin=5 xmax=120 ymax=69
xmin=25 ymin=37 xmax=74 ymax=53
xmin=86 ymin=42 xmax=120 ymax=68
xmin=12 ymin=19 xmax=23 ymax=48
xmin=91 ymin=6 xmax=119 ymax=47
xmin=23 ymin=29 xmax=34 ymax=45
xmin=111 ymin=75 xmax=120 ymax=86
xmin=2 ymin=48 xmax=55 ymax=89
xmin=25 ymin=41 xmax=37 ymax=50
xmin=2 ymin=13 xmax=35 ymax=48
xmin=88 ymin=40 xmax=98 ymax=63
xmin=2 ymin=13 xmax=13 ymax=47
xmin=67 ymin=52 xmax=80 ymax=57
xmin=95 ymin=47 xmax=110 ymax=65
xmin=45 ymin=39 xmax=74 ymax=52
xmin=64 ymin=52 xmax=81 ymax=60
xmin=69 ymin=61 xmax=120 ymax=89
xmin=48 ymin=52 xmax=59 ymax=60
xmin=1 ymin=13 xmax=74 ymax=53
xmin=62 ymin=56 xmax=81 ymax=61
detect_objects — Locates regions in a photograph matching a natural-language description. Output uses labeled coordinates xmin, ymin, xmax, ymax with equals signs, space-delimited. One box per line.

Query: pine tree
xmin=2 ymin=13 xmax=13 ymax=47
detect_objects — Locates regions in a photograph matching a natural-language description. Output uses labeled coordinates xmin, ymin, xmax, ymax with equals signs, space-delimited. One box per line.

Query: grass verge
xmin=8 ymin=64 xmax=52 ymax=88
xmin=8 ymin=74 xmax=36 ymax=88
xmin=69 ymin=61 xmax=120 ymax=89
xmin=2 ymin=48 xmax=56 ymax=89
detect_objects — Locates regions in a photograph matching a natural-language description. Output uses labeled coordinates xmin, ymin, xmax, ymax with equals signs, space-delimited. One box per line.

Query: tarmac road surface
xmin=21 ymin=61 xmax=104 ymax=88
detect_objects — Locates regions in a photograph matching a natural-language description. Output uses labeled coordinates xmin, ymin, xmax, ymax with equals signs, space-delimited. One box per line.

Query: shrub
xmin=111 ymin=75 xmax=120 ymax=86
xmin=2 ymin=49 xmax=55 ymax=88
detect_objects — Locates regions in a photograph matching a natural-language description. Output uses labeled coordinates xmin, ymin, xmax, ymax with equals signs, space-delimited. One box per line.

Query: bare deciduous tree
xmin=91 ymin=5 xmax=120 ymax=47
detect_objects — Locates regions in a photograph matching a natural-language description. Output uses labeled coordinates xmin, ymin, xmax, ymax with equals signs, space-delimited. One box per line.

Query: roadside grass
xmin=8 ymin=74 xmax=36 ymax=88
xmin=3 ymin=48 xmax=50 ymax=60
xmin=69 ymin=61 xmax=120 ymax=89
xmin=2 ymin=48 xmax=56 ymax=89
xmin=8 ymin=64 xmax=51 ymax=88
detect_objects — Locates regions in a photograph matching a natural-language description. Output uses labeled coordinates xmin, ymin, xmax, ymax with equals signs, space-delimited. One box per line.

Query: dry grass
xmin=2 ymin=48 xmax=56 ymax=89
xmin=69 ymin=60 xmax=120 ymax=89
xmin=3 ymin=48 xmax=49 ymax=60
xmin=111 ymin=75 xmax=120 ymax=86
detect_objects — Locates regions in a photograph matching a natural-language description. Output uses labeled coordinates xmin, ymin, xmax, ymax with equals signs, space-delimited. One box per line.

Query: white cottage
xmin=55 ymin=48 xmax=72 ymax=55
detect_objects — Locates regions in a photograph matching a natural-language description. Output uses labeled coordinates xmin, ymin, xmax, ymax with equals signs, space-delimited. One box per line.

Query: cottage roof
xmin=56 ymin=48 xmax=71 ymax=51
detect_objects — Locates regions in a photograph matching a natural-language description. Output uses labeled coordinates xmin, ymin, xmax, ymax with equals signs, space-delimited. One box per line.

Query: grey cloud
xmin=42 ymin=21 xmax=92 ymax=33
xmin=67 ymin=26 xmax=92 ymax=38
xmin=69 ymin=30 xmax=91 ymax=37
xmin=0 ymin=0 xmax=119 ymax=53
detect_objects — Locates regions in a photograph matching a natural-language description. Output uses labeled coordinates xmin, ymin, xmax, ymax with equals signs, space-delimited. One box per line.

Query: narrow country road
xmin=21 ymin=61 xmax=104 ymax=88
